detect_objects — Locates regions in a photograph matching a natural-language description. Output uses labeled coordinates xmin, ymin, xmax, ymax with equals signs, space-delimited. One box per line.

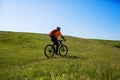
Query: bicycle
xmin=44 ymin=40 xmax=68 ymax=58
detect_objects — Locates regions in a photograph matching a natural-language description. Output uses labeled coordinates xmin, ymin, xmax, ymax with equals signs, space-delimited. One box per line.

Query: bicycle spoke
xmin=44 ymin=45 xmax=55 ymax=58
xmin=59 ymin=45 xmax=68 ymax=57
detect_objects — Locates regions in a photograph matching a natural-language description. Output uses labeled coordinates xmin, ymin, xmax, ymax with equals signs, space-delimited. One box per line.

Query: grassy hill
xmin=0 ymin=31 xmax=120 ymax=80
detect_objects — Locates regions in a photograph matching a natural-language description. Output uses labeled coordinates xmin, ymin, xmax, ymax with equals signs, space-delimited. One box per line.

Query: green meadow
xmin=0 ymin=31 xmax=120 ymax=80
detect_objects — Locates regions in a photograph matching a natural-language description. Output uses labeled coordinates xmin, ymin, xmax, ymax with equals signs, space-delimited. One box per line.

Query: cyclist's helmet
xmin=56 ymin=27 xmax=61 ymax=31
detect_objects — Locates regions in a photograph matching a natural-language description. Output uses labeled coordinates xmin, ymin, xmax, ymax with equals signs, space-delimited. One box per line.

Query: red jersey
xmin=49 ymin=29 xmax=62 ymax=38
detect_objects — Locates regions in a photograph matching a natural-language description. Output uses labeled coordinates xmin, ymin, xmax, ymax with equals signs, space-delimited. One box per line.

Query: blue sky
xmin=0 ymin=0 xmax=120 ymax=40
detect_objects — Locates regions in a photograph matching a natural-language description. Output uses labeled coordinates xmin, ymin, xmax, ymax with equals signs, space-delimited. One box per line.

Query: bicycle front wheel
xmin=44 ymin=44 xmax=55 ymax=58
xmin=59 ymin=45 xmax=68 ymax=57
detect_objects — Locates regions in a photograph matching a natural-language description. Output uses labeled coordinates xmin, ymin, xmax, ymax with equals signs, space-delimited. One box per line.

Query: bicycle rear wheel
xmin=59 ymin=45 xmax=68 ymax=57
xmin=44 ymin=44 xmax=55 ymax=58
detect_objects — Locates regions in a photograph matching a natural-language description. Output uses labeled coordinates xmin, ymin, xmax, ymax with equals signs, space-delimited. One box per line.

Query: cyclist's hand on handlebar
xmin=64 ymin=39 xmax=66 ymax=41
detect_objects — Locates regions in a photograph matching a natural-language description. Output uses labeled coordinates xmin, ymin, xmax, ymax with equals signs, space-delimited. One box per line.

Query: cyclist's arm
xmin=62 ymin=35 xmax=66 ymax=41
xmin=59 ymin=32 xmax=66 ymax=41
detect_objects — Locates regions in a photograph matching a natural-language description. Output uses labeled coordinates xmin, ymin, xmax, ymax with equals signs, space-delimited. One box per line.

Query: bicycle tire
xmin=59 ymin=45 xmax=68 ymax=57
xmin=44 ymin=44 xmax=55 ymax=58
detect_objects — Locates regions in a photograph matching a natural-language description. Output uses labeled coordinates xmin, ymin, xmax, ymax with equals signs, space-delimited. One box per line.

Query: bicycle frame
xmin=58 ymin=40 xmax=63 ymax=45
xmin=52 ymin=40 xmax=63 ymax=46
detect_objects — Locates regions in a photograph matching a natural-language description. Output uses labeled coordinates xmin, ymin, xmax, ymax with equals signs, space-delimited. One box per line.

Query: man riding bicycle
xmin=49 ymin=27 xmax=66 ymax=55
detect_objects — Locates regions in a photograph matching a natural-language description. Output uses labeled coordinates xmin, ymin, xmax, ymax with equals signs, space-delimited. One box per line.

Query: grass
xmin=0 ymin=31 xmax=120 ymax=80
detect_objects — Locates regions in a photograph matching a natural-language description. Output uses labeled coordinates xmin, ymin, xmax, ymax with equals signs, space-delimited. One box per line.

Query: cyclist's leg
xmin=50 ymin=36 xmax=56 ymax=45
xmin=50 ymin=37 xmax=59 ymax=55
xmin=55 ymin=40 xmax=59 ymax=54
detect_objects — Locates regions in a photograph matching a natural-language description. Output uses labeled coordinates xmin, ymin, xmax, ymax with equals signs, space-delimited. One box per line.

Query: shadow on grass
xmin=41 ymin=55 xmax=88 ymax=60
xmin=113 ymin=45 xmax=120 ymax=49
xmin=64 ymin=55 xmax=88 ymax=60
xmin=79 ymin=48 xmax=93 ymax=53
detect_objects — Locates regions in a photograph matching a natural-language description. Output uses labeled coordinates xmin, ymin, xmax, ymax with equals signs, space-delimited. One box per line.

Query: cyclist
xmin=49 ymin=27 xmax=66 ymax=55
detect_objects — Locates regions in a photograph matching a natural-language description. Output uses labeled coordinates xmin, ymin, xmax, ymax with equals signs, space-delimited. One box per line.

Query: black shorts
xmin=50 ymin=36 xmax=58 ymax=45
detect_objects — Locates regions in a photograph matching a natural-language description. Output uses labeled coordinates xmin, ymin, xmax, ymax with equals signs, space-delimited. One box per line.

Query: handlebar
xmin=58 ymin=40 xmax=66 ymax=42
xmin=58 ymin=40 xmax=65 ymax=44
xmin=58 ymin=40 xmax=64 ymax=41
